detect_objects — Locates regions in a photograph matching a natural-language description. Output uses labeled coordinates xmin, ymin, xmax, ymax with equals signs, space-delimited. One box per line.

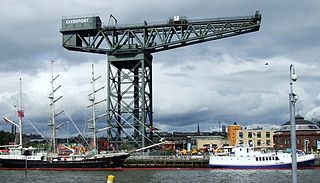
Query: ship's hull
xmin=208 ymin=156 xmax=315 ymax=169
xmin=208 ymin=159 xmax=315 ymax=169
xmin=0 ymin=154 xmax=129 ymax=170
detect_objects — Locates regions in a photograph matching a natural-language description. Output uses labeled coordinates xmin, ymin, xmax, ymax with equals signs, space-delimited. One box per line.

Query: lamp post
xmin=289 ymin=64 xmax=298 ymax=183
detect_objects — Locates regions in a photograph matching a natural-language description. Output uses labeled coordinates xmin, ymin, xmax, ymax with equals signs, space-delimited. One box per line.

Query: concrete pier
xmin=124 ymin=156 xmax=209 ymax=168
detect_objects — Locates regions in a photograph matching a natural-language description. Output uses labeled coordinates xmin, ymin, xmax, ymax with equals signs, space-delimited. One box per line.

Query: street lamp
xmin=289 ymin=64 xmax=298 ymax=183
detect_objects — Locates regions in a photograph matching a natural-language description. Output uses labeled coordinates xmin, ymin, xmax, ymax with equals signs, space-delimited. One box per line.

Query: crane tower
xmin=60 ymin=11 xmax=261 ymax=149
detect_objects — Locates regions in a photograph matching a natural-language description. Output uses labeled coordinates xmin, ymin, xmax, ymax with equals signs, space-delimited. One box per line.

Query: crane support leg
xmin=106 ymin=53 xmax=153 ymax=149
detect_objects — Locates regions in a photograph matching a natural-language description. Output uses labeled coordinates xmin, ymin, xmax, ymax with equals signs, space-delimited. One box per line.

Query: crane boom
xmin=61 ymin=11 xmax=261 ymax=55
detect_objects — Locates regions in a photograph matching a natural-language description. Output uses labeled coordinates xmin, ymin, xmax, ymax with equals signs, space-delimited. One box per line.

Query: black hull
xmin=0 ymin=154 xmax=129 ymax=169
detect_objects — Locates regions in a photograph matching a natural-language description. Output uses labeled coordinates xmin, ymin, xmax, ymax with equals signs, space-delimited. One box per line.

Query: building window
xmin=257 ymin=132 xmax=261 ymax=138
xmin=266 ymin=132 xmax=270 ymax=138
xmin=248 ymin=140 xmax=253 ymax=147
xmin=266 ymin=140 xmax=271 ymax=146
xmin=257 ymin=140 xmax=261 ymax=146
xmin=248 ymin=132 xmax=253 ymax=138
xmin=239 ymin=132 xmax=243 ymax=138
xmin=239 ymin=140 xmax=243 ymax=145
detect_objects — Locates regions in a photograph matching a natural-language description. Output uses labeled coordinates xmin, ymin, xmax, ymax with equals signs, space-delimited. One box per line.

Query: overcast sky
xmin=1 ymin=0 xmax=320 ymax=137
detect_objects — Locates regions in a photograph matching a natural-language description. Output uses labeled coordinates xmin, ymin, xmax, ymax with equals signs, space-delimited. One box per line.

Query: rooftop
xmin=279 ymin=115 xmax=320 ymax=131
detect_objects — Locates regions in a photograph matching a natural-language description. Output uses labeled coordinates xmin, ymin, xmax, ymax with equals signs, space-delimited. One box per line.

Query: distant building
xmin=194 ymin=136 xmax=229 ymax=150
xmin=154 ymin=129 xmax=227 ymax=151
xmin=222 ymin=125 xmax=226 ymax=133
xmin=236 ymin=128 xmax=275 ymax=150
xmin=274 ymin=115 xmax=320 ymax=153
xmin=227 ymin=122 xmax=241 ymax=146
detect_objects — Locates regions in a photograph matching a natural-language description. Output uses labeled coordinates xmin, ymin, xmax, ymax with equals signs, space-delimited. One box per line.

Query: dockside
xmin=124 ymin=156 xmax=320 ymax=168
xmin=124 ymin=156 xmax=208 ymax=168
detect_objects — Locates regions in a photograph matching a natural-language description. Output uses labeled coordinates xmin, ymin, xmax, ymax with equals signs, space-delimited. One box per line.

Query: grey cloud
xmin=1 ymin=0 xmax=320 ymax=134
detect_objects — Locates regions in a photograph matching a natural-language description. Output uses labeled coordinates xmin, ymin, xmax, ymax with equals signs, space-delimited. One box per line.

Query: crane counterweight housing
xmin=61 ymin=16 xmax=102 ymax=47
xmin=61 ymin=16 xmax=101 ymax=32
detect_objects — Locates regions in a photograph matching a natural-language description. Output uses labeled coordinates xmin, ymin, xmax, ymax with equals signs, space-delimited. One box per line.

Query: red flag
xmin=149 ymin=126 xmax=159 ymax=132
xmin=18 ymin=110 xmax=24 ymax=118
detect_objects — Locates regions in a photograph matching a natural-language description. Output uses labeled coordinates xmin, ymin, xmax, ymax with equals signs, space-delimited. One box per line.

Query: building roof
xmin=279 ymin=115 xmax=320 ymax=131
xmin=282 ymin=115 xmax=314 ymax=125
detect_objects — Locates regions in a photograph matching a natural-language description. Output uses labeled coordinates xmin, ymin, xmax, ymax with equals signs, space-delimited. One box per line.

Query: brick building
xmin=274 ymin=115 xmax=320 ymax=153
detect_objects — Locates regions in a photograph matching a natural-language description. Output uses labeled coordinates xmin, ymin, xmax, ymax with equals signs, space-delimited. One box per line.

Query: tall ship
xmin=209 ymin=146 xmax=315 ymax=169
xmin=0 ymin=64 xmax=130 ymax=170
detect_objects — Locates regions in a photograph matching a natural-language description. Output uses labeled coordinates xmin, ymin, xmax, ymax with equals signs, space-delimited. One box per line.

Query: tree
xmin=0 ymin=130 xmax=15 ymax=145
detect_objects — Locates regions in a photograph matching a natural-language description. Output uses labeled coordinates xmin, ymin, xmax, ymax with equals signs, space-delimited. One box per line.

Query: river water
xmin=0 ymin=168 xmax=319 ymax=183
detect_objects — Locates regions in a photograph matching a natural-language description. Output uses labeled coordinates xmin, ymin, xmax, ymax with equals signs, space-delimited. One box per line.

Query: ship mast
xmin=88 ymin=64 xmax=106 ymax=154
xmin=17 ymin=78 xmax=24 ymax=147
xmin=48 ymin=60 xmax=63 ymax=153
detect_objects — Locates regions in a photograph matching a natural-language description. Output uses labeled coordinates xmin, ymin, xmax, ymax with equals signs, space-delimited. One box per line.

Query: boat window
xmin=269 ymin=157 xmax=271 ymax=160
xmin=275 ymin=156 xmax=279 ymax=160
xmin=262 ymin=157 xmax=265 ymax=161
xmin=259 ymin=157 xmax=262 ymax=161
xmin=256 ymin=157 xmax=258 ymax=161
xmin=272 ymin=157 xmax=274 ymax=160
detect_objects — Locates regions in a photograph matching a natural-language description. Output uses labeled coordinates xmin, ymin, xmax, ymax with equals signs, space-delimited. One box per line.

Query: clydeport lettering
xmin=65 ymin=18 xmax=89 ymax=24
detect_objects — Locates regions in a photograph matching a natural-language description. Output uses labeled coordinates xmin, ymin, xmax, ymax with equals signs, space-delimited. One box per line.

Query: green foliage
xmin=0 ymin=130 xmax=15 ymax=145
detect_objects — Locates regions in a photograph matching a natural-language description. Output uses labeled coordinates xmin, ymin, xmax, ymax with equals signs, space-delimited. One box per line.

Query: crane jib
xmin=60 ymin=11 xmax=261 ymax=55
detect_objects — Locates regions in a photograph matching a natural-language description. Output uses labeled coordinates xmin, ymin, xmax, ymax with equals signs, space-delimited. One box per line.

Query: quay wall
xmin=124 ymin=156 xmax=320 ymax=168
xmin=124 ymin=156 xmax=208 ymax=168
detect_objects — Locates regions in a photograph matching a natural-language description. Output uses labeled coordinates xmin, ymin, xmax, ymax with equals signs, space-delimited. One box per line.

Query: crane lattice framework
xmin=60 ymin=11 xmax=261 ymax=148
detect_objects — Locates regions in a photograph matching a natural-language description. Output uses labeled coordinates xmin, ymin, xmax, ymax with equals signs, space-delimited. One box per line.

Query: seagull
xmin=265 ymin=62 xmax=269 ymax=66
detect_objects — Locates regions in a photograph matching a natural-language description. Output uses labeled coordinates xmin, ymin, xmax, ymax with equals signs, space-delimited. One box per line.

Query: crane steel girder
xmin=61 ymin=11 xmax=261 ymax=54
xmin=106 ymin=53 xmax=153 ymax=148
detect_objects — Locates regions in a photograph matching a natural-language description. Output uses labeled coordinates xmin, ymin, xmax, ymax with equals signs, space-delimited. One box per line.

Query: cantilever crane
xmin=60 ymin=11 xmax=261 ymax=149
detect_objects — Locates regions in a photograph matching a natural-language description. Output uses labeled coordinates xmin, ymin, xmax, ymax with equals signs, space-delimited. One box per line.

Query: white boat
xmin=209 ymin=146 xmax=316 ymax=169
